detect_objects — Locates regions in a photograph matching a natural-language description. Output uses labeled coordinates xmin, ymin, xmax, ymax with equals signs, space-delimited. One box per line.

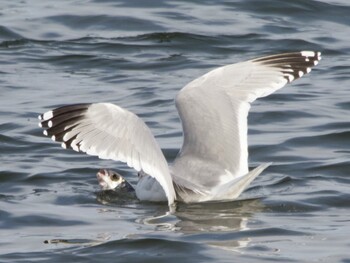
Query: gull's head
xmin=96 ymin=169 xmax=125 ymax=190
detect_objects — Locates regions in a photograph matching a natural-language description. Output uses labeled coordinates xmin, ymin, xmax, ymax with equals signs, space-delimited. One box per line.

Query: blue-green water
xmin=1 ymin=0 xmax=350 ymax=262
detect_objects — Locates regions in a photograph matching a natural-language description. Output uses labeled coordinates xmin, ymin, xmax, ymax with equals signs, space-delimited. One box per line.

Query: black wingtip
xmin=253 ymin=51 xmax=321 ymax=83
xmin=38 ymin=103 xmax=92 ymax=147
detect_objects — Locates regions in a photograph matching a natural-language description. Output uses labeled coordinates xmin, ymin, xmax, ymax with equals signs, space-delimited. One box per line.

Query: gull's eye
xmin=111 ymin=173 xmax=120 ymax=181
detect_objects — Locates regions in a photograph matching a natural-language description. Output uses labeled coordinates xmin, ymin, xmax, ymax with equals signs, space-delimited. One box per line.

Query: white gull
xmin=38 ymin=51 xmax=321 ymax=208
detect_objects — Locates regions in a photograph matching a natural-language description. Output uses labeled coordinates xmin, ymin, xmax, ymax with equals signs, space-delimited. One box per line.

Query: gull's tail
xmin=211 ymin=163 xmax=271 ymax=201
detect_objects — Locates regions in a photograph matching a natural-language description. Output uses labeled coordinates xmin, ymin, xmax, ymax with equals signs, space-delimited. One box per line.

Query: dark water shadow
xmin=2 ymin=237 xmax=212 ymax=263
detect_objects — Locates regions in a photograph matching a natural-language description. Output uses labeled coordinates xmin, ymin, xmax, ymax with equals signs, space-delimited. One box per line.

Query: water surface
xmin=1 ymin=0 xmax=350 ymax=262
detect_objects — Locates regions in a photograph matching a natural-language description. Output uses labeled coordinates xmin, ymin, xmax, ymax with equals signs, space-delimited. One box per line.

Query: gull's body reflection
xmin=136 ymin=198 xmax=266 ymax=251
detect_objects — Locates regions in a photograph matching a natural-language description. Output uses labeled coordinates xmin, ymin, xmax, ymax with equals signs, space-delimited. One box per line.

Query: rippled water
xmin=1 ymin=0 xmax=350 ymax=262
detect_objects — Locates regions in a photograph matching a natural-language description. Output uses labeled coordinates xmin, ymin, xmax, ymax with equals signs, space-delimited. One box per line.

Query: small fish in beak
xmin=96 ymin=169 xmax=135 ymax=192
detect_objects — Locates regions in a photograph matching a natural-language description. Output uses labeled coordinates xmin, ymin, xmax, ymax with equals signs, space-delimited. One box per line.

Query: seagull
xmin=38 ymin=51 xmax=321 ymax=208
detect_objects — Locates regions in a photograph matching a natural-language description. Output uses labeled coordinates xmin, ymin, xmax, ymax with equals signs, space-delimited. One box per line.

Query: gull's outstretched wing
xmin=38 ymin=103 xmax=176 ymax=205
xmin=173 ymin=51 xmax=321 ymax=187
